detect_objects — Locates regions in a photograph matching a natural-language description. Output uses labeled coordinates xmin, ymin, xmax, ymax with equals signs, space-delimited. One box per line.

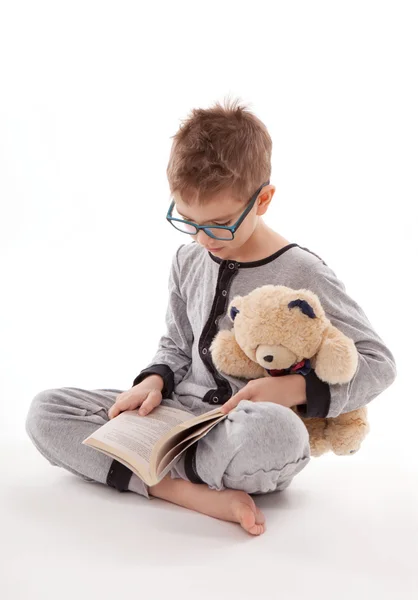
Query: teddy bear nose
xmin=263 ymin=355 xmax=274 ymax=362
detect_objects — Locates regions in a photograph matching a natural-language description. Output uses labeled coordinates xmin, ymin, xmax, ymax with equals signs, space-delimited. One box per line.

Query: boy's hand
xmin=220 ymin=375 xmax=307 ymax=414
xmin=108 ymin=378 xmax=164 ymax=419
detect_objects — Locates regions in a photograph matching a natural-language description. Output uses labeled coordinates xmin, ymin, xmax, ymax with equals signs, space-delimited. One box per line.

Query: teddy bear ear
xmin=287 ymin=298 xmax=317 ymax=319
xmin=228 ymin=296 xmax=243 ymax=322
xmin=230 ymin=306 xmax=240 ymax=321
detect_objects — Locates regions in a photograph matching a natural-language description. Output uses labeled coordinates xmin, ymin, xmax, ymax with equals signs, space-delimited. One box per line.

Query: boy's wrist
xmin=132 ymin=364 xmax=175 ymax=396
xmin=138 ymin=374 xmax=164 ymax=391
xmin=283 ymin=374 xmax=307 ymax=407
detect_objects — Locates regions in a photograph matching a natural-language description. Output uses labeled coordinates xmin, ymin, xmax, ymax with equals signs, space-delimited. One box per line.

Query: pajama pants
xmin=25 ymin=387 xmax=311 ymax=500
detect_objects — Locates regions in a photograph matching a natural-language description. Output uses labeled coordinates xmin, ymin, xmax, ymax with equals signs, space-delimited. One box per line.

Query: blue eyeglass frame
xmin=166 ymin=180 xmax=270 ymax=240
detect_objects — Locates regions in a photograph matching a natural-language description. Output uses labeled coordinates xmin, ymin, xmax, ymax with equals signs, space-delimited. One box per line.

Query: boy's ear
xmin=228 ymin=296 xmax=243 ymax=322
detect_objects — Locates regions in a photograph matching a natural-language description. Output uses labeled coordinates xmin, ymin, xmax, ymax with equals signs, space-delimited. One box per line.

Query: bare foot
xmin=226 ymin=488 xmax=266 ymax=535
xmin=149 ymin=475 xmax=266 ymax=536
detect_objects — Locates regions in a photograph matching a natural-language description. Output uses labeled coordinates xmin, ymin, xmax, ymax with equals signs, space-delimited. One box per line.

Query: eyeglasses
xmin=166 ymin=180 xmax=270 ymax=241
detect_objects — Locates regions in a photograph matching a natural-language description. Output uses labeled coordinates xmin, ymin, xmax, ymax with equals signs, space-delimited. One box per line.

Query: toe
xmin=248 ymin=523 xmax=265 ymax=535
xmin=254 ymin=506 xmax=265 ymax=525
xmin=247 ymin=505 xmax=266 ymax=535
xmin=238 ymin=503 xmax=256 ymax=532
xmin=238 ymin=502 xmax=266 ymax=535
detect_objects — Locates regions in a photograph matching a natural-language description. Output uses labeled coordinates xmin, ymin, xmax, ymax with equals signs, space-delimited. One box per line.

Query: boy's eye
xmin=214 ymin=221 xmax=231 ymax=227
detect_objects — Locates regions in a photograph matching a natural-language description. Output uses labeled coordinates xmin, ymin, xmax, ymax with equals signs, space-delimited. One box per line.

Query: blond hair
xmin=167 ymin=96 xmax=272 ymax=206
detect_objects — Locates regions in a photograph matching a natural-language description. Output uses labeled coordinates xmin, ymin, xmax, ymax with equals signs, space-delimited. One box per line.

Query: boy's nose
xmin=196 ymin=230 xmax=215 ymax=245
xmin=197 ymin=230 xmax=209 ymax=240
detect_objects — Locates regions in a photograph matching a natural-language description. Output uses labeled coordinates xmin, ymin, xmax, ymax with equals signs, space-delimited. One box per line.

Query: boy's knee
xmin=25 ymin=388 xmax=59 ymax=442
xmin=221 ymin=400 xmax=311 ymax=494
xmin=228 ymin=400 xmax=311 ymax=468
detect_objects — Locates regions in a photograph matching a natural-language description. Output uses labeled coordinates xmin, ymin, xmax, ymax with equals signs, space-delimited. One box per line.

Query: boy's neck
xmin=225 ymin=220 xmax=290 ymax=263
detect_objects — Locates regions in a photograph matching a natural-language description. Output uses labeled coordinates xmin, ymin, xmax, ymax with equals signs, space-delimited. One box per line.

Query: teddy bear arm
xmin=210 ymin=329 xmax=266 ymax=379
xmin=315 ymin=325 xmax=359 ymax=384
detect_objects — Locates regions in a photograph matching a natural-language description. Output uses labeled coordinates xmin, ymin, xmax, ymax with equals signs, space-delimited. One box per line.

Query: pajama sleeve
xmin=294 ymin=259 xmax=397 ymax=419
xmin=132 ymin=244 xmax=193 ymax=398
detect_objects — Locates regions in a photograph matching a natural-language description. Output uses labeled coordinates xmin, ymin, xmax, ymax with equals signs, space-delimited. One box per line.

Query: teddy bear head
xmin=227 ymin=284 xmax=330 ymax=372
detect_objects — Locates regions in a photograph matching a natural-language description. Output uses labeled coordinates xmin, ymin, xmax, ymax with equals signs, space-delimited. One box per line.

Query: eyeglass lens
xmin=170 ymin=204 xmax=233 ymax=240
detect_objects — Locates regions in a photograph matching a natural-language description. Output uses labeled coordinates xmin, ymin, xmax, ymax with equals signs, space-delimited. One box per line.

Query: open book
xmin=82 ymin=405 xmax=228 ymax=487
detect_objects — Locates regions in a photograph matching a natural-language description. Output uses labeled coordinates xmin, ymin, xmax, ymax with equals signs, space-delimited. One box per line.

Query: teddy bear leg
xmin=325 ymin=410 xmax=370 ymax=456
xmin=302 ymin=417 xmax=332 ymax=457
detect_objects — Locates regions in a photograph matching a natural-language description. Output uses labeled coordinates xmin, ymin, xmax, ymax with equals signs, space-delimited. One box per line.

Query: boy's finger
xmin=108 ymin=393 xmax=131 ymax=419
xmin=109 ymin=393 xmax=130 ymax=416
xmin=108 ymin=404 xmax=119 ymax=419
xmin=138 ymin=403 xmax=152 ymax=416
xmin=138 ymin=391 xmax=161 ymax=416
xmin=220 ymin=393 xmax=244 ymax=414
xmin=220 ymin=400 xmax=236 ymax=414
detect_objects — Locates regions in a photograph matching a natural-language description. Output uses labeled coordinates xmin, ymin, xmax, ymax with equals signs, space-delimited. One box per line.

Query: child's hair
xmin=167 ymin=96 xmax=272 ymax=206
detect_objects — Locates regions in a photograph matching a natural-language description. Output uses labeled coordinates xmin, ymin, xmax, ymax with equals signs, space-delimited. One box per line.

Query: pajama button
xmin=222 ymin=290 xmax=227 ymax=296
xmin=202 ymin=348 xmax=207 ymax=354
xmin=213 ymin=396 xmax=219 ymax=403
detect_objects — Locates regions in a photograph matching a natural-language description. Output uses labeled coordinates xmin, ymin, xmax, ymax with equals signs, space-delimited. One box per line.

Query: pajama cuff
xmin=295 ymin=369 xmax=331 ymax=418
xmin=132 ymin=364 xmax=175 ymax=398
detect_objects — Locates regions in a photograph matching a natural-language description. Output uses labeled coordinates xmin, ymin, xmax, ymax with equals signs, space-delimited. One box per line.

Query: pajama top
xmin=132 ymin=241 xmax=397 ymax=419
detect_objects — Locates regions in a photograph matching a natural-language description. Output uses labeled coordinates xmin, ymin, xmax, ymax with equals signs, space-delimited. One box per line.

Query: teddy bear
xmin=209 ymin=284 xmax=370 ymax=457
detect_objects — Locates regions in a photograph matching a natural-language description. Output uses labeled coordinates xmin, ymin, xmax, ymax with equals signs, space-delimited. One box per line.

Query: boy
xmin=25 ymin=98 xmax=397 ymax=536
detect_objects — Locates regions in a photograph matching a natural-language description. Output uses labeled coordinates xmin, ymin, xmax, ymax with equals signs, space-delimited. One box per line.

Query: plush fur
xmin=209 ymin=284 xmax=370 ymax=457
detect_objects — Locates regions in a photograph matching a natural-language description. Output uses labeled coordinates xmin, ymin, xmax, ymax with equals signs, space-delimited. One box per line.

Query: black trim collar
xmin=208 ymin=243 xmax=299 ymax=267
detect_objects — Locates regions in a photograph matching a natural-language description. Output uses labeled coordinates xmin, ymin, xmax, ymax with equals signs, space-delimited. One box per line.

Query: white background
xmin=1 ymin=2 xmax=417 ymax=598
xmin=1 ymin=0 xmax=414 ymax=440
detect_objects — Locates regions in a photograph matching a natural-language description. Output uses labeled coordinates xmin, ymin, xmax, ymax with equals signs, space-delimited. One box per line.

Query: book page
xmin=156 ymin=415 xmax=227 ymax=480
xmin=148 ymin=406 xmax=225 ymax=471
xmin=153 ymin=413 xmax=227 ymax=473
xmin=82 ymin=405 xmax=195 ymax=467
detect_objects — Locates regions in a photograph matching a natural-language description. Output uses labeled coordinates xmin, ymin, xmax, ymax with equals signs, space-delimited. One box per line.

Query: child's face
xmin=173 ymin=186 xmax=270 ymax=259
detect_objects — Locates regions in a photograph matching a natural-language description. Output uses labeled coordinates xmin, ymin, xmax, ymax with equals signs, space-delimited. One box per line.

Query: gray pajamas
xmin=25 ymin=242 xmax=396 ymax=499
xmin=25 ymin=386 xmax=311 ymax=500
